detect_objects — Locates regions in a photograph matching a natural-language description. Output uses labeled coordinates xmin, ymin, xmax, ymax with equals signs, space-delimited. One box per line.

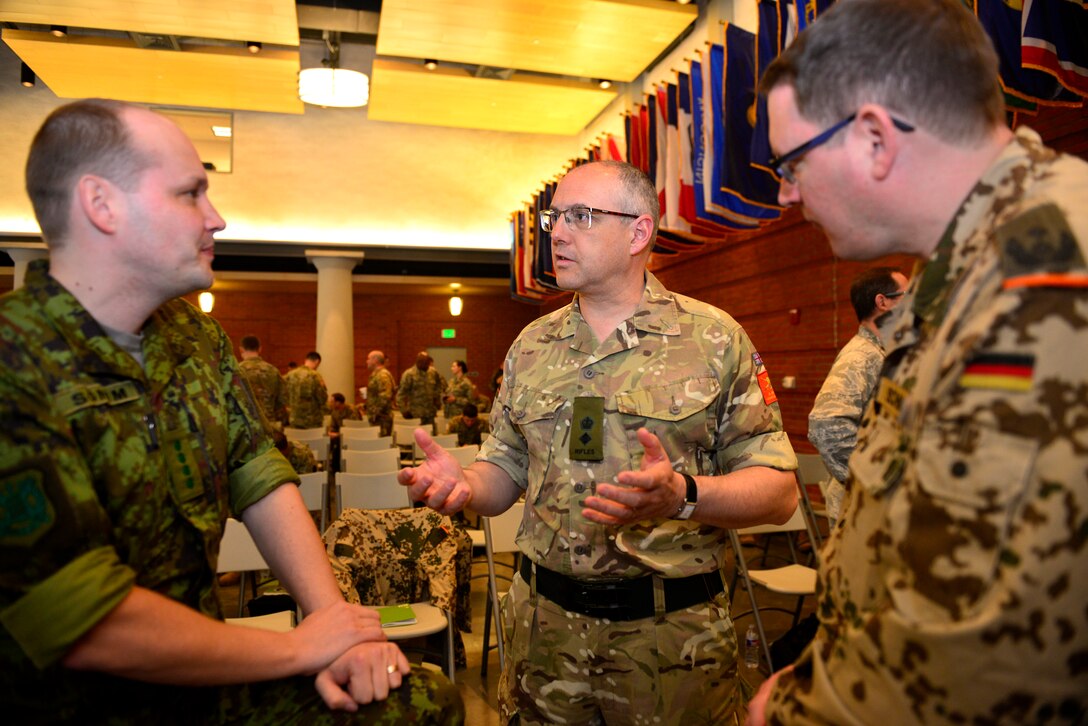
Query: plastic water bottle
xmin=744 ymin=624 xmax=760 ymax=669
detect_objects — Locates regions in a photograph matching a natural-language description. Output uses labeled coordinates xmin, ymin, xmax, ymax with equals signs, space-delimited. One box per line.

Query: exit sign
xmin=441 ymin=329 xmax=456 ymax=339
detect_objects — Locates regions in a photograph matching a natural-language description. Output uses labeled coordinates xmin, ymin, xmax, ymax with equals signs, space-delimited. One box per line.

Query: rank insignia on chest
xmin=570 ymin=397 xmax=604 ymax=461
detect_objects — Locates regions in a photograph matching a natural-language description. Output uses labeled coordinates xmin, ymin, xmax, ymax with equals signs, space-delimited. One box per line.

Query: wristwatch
xmin=673 ymin=473 xmax=698 ymax=520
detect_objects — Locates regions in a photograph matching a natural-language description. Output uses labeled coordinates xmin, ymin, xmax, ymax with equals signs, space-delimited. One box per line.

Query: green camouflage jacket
xmin=238 ymin=355 xmax=287 ymax=427
xmin=285 ymin=365 xmax=328 ymax=428
xmin=397 ymin=366 xmax=444 ymax=421
xmin=365 ymin=366 xmax=396 ymax=421
xmin=443 ymin=376 xmax=475 ymax=419
xmin=766 ymin=128 xmax=1088 ymax=724
xmin=479 ymin=271 xmax=796 ymax=579
xmin=0 ymin=260 xmax=296 ymax=716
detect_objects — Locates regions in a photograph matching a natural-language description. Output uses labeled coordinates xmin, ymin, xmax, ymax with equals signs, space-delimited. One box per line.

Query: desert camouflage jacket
xmin=480 ymin=271 xmax=796 ymax=579
xmin=0 ymin=260 xmax=296 ymax=714
xmin=766 ymin=128 xmax=1088 ymax=723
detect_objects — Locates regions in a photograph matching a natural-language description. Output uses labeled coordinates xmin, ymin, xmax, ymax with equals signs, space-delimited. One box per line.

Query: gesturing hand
xmin=582 ymin=428 xmax=684 ymax=526
xmin=396 ymin=427 xmax=472 ymax=515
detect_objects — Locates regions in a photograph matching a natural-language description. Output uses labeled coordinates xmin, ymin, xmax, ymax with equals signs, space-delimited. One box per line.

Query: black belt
xmin=519 ymin=558 xmax=724 ymax=621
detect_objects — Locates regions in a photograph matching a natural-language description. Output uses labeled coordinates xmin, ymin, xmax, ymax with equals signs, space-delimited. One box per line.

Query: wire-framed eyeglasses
xmin=768 ymin=113 xmax=916 ymax=185
xmin=539 ymin=205 xmax=639 ymax=233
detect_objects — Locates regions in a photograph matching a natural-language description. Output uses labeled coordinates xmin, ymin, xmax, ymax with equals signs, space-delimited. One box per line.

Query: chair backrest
xmin=217 ymin=518 xmax=268 ymax=572
xmin=393 ymin=414 xmax=422 ymax=425
xmin=336 ymin=471 xmax=410 ymax=513
xmin=737 ymin=502 xmax=810 ymax=537
xmin=342 ymin=435 xmax=394 ymax=453
xmin=303 ymin=436 xmax=330 ymax=461
xmin=796 ymin=453 xmax=831 ymax=485
xmin=483 ymin=500 xmax=524 ymax=556
xmin=444 ymin=444 xmax=479 ymax=468
xmin=341 ymin=419 xmax=371 ymax=429
xmin=297 ymin=472 xmax=326 ymax=510
xmin=342 ymin=426 xmax=381 ymax=443
xmin=394 ymin=424 xmax=422 ymax=448
xmin=417 ymin=433 xmax=458 ymax=461
xmin=285 ymin=426 xmax=326 ymax=441
xmin=342 ymin=447 xmax=400 ymax=474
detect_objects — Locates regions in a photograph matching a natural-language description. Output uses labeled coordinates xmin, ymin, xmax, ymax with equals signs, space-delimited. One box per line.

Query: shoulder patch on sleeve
xmin=997 ymin=203 xmax=1085 ymax=281
xmin=0 ymin=468 xmax=56 ymax=546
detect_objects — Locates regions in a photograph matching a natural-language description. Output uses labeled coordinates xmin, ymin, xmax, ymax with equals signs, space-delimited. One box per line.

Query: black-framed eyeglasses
xmin=768 ymin=113 xmax=916 ymax=184
xmin=882 ymin=291 xmax=906 ymax=298
xmin=539 ymin=205 xmax=639 ymax=233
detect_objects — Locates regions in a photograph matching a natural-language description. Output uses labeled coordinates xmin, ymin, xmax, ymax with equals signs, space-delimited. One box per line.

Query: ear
xmin=75 ymin=174 xmax=123 ymax=235
xmin=628 ymin=214 xmax=655 ymax=257
xmin=854 ymin=103 xmax=902 ymax=182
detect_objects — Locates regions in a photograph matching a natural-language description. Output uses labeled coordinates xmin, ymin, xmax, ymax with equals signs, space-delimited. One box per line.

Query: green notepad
xmin=378 ymin=604 xmax=417 ymax=627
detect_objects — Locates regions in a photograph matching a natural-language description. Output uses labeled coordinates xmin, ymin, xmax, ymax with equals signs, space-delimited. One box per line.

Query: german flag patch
xmin=959 ymin=353 xmax=1034 ymax=392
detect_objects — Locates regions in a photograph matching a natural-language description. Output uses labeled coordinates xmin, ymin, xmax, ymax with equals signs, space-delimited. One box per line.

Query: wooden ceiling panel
xmin=3 ymin=30 xmax=304 ymax=114
xmin=376 ymin=0 xmax=697 ymax=83
xmin=368 ymin=58 xmax=616 ymax=135
xmin=0 ymin=0 xmax=299 ymax=46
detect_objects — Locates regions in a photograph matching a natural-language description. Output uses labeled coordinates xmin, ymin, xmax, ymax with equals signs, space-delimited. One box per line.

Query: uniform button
xmin=669 ymin=402 xmax=682 ymax=415
xmin=574 ymin=483 xmax=585 ymax=493
xmin=951 ymin=461 xmax=968 ymax=477
xmin=574 ymin=545 xmax=588 ymax=556
xmin=582 ymin=368 xmax=595 ymax=379
xmin=514 ymin=410 xmax=525 ymax=419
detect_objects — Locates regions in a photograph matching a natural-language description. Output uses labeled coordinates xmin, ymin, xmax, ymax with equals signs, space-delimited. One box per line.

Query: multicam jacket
xmin=238 ymin=355 xmax=287 ymax=428
xmin=479 ymin=271 xmax=796 ymax=579
xmin=365 ymin=366 xmax=396 ymax=422
xmin=285 ymin=365 xmax=327 ymax=429
xmin=397 ymin=366 xmax=444 ymax=422
xmin=766 ymin=128 xmax=1088 ymax=723
xmin=443 ymin=375 xmax=475 ymax=419
xmin=0 ymin=260 xmax=297 ymax=717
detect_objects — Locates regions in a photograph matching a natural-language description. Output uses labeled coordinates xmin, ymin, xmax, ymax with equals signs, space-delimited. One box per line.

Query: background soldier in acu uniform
xmin=400 ymin=160 xmax=798 ymax=725
xmin=398 ymin=351 xmax=445 ymax=427
xmin=0 ymin=98 xmax=462 ymax=724
xmin=750 ymin=0 xmax=1088 ymax=723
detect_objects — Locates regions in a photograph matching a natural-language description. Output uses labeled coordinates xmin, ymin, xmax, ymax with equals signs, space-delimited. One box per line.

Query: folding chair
xmin=796 ymin=453 xmax=832 ymax=548
xmin=335 ymin=471 xmax=410 ymax=515
xmin=341 ymin=447 xmax=400 ymax=475
xmin=416 ymin=433 xmax=458 ymax=464
xmin=481 ymin=501 xmax=524 ymax=676
xmin=298 ymin=471 xmax=329 ymax=533
xmin=301 ymin=435 xmax=330 ymax=464
xmin=394 ymin=424 xmax=423 ymax=466
xmin=443 ymin=444 xmax=479 ymax=468
xmin=341 ymin=419 xmax=372 ymax=429
xmin=728 ymin=504 xmax=818 ymax=672
xmin=342 ymin=426 xmax=381 ymax=443
xmin=284 ymin=426 xmax=325 ymax=441
xmin=216 ymin=518 xmax=269 ymax=617
xmin=341 ymin=435 xmax=394 ymax=452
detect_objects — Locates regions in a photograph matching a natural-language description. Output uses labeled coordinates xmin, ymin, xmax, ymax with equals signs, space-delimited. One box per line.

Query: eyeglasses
xmin=539 ymin=205 xmax=639 ymax=233
xmin=882 ymin=291 xmax=906 ymax=298
xmin=769 ymin=113 xmax=916 ymax=184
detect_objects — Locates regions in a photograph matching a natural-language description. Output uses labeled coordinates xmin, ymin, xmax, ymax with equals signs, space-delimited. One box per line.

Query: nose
xmin=777 ymin=177 xmax=801 ymax=207
xmin=203 ymin=196 xmax=227 ymax=234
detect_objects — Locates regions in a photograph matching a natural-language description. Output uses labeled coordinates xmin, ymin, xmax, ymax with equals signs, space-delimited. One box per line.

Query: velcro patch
xmin=0 ymin=469 xmax=56 ymax=546
xmin=757 ymin=370 xmax=778 ymax=406
xmin=997 ymin=203 xmax=1085 ymax=280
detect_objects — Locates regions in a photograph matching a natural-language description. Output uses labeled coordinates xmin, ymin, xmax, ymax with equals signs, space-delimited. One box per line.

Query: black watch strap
xmin=674 ymin=473 xmax=698 ymax=520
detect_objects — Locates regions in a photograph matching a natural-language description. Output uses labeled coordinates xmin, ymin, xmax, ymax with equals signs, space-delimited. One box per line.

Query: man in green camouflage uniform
xmin=808 ymin=267 xmax=907 ymax=522
xmin=750 ymin=1 xmax=1088 ymax=723
xmin=398 ymin=352 xmax=445 ymax=426
xmin=400 ymin=161 xmax=799 ymax=725
xmin=446 ymin=403 xmax=489 ymax=448
xmin=443 ymin=360 xmax=475 ymax=419
xmin=366 ymin=350 xmax=397 ymax=437
xmin=238 ymin=333 xmax=288 ymax=430
xmin=0 ymin=99 xmax=461 ymax=723
xmin=286 ymin=350 xmax=329 ymax=429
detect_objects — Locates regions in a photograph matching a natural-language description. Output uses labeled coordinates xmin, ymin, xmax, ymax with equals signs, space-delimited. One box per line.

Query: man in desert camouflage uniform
xmin=365 ymin=350 xmax=397 ymax=437
xmin=286 ymin=350 xmax=328 ymax=429
xmin=401 ymin=160 xmax=798 ymax=725
xmin=397 ymin=352 xmax=444 ymax=426
xmin=443 ymin=360 xmax=475 ymax=419
xmin=808 ymin=267 xmax=908 ymax=522
xmin=750 ymin=1 xmax=1088 ymax=723
xmin=0 ymin=99 xmax=461 ymax=723
xmin=238 ymin=334 xmax=288 ymax=430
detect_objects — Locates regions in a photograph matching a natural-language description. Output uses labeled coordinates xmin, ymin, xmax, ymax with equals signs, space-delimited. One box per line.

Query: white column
xmin=306 ymin=250 xmax=364 ymax=400
xmin=5 ymin=247 xmax=49 ymax=290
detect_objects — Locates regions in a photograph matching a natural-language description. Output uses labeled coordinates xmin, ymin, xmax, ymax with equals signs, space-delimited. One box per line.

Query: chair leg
xmin=445 ymin=612 xmax=456 ymax=684
xmin=481 ymin=592 xmax=492 ymax=677
xmin=237 ymin=572 xmax=247 ymax=617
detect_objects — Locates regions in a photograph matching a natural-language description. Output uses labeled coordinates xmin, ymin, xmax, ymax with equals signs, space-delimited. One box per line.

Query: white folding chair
xmin=341 ymin=419 xmax=372 ymax=429
xmin=796 ymin=453 xmax=832 ymax=547
xmin=284 ymin=426 xmax=325 ymax=441
xmin=335 ymin=471 xmax=410 ymax=515
xmin=298 ymin=471 xmax=329 ymax=533
xmin=342 ymin=427 xmax=381 ymax=444
xmin=482 ymin=501 xmax=524 ymax=676
xmin=443 ymin=444 xmax=479 ymax=468
xmin=341 ymin=435 xmax=394 ymax=453
xmin=216 ymin=518 xmax=269 ymax=617
xmin=728 ymin=504 xmax=818 ymax=672
xmin=416 ymin=433 xmax=458 ymax=463
xmin=302 ymin=435 xmax=330 ymax=463
xmin=394 ymin=424 xmax=423 ymax=465
xmin=341 ymin=447 xmax=400 ymax=474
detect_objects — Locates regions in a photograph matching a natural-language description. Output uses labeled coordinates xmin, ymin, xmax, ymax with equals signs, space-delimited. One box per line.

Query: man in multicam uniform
xmin=286 ymin=350 xmax=329 ymax=429
xmin=238 ymin=334 xmax=288 ymax=430
xmin=749 ymin=1 xmax=1088 ymax=723
xmin=365 ymin=350 xmax=397 ymax=437
xmin=0 ymin=99 xmax=461 ymax=724
xmin=446 ymin=403 xmax=489 ymax=448
xmin=397 ymin=351 xmax=445 ymax=426
xmin=400 ymin=160 xmax=798 ymax=725
xmin=808 ymin=267 xmax=908 ymax=522
xmin=443 ymin=359 xmax=475 ymax=419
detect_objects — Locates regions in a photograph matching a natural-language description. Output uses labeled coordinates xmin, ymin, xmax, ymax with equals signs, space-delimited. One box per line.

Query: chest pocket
xmin=507 ymin=384 xmax=566 ymax=493
xmin=615 ymin=377 xmax=719 ymax=465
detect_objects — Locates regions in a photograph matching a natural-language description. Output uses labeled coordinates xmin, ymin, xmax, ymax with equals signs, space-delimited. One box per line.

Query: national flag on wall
xmin=646 ymin=96 xmax=659 ymax=191
xmin=664 ymin=82 xmax=690 ymax=232
xmin=751 ymin=0 xmax=790 ymax=179
xmin=606 ymin=134 xmax=625 ymax=162
xmin=533 ymin=183 xmax=562 ymax=292
xmin=654 ymin=88 xmax=668 ymax=218
xmin=1021 ymin=0 xmax=1088 ymax=97
xmin=677 ymin=71 xmax=698 ymax=227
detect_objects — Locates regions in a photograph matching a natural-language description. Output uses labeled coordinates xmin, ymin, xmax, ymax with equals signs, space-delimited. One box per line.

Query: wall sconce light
xmin=448 ymin=282 xmax=462 ymax=316
xmin=423 ymin=59 xmax=438 ymax=70
xmin=198 ymin=291 xmax=215 ymax=313
xmin=597 ymin=79 xmax=612 ymax=90
xmin=20 ymin=63 xmax=35 ymax=88
xmin=247 ymin=40 xmax=262 ymax=54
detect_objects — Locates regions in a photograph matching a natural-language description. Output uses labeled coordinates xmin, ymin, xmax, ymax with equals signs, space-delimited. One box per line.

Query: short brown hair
xmin=760 ymin=0 xmax=1004 ymax=144
xmin=25 ymin=98 xmax=153 ymax=245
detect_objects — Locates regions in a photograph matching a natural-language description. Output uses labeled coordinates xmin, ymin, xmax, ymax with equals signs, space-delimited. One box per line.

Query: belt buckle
xmin=576 ymin=578 xmax=638 ymax=620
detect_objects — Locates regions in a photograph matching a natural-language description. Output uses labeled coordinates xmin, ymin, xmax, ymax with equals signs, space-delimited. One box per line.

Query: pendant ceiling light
xmin=299 ymin=31 xmax=369 ymax=108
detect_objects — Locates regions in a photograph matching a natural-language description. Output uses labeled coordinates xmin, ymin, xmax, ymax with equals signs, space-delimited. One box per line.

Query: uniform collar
xmin=549 ymin=271 xmax=681 ymax=347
